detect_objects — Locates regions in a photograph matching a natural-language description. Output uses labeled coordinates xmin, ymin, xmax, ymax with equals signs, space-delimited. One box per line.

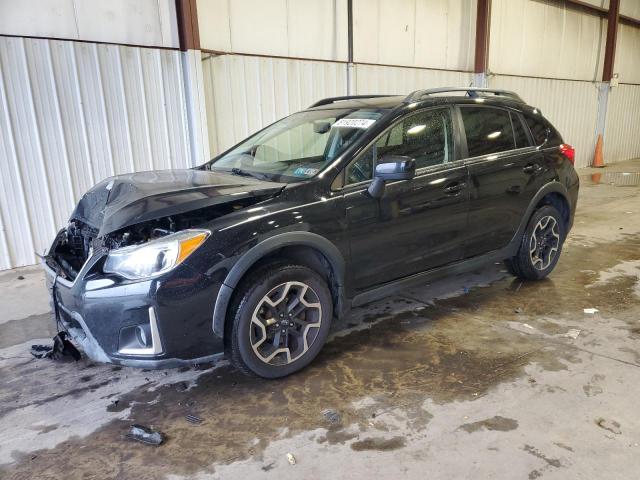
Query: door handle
xmin=443 ymin=182 xmax=466 ymax=194
xmin=523 ymin=163 xmax=542 ymax=174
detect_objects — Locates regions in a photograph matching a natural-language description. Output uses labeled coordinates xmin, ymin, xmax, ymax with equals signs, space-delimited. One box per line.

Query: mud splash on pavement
xmin=2 ymin=234 xmax=639 ymax=479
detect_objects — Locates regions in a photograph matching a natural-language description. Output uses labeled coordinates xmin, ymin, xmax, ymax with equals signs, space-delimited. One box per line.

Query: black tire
xmin=506 ymin=205 xmax=566 ymax=281
xmin=226 ymin=262 xmax=333 ymax=378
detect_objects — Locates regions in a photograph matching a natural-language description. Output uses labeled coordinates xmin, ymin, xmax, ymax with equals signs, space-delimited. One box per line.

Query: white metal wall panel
xmin=616 ymin=23 xmax=640 ymax=84
xmin=604 ymin=84 xmax=640 ymax=162
xmin=489 ymin=75 xmax=600 ymax=168
xmin=0 ymin=0 xmax=179 ymax=49
xmin=353 ymin=0 xmax=477 ymax=71
xmin=621 ymin=0 xmax=640 ymax=19
xmin=0 ymin=36 xmax=191 ymax=270
xmin=490 ymin=0 xmax=605 ymax=81
xmin=197 ymin=0 xmax=349 ymax=61
xmin=202 ymin=54 xmax=347 ymax=155
xmin=354 ymin=63 xmax=473 ymax=95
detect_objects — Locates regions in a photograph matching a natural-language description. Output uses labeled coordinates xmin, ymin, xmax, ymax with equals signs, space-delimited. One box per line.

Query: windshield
xmin=208 ymin=108 xmax=386 ymax=182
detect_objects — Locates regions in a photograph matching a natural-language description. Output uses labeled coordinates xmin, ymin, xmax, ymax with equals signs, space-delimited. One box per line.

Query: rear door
xmin=459 ymin=105 xmax=548 ymax=258
xmin=341 ymin=107 xmax=470 ymax=291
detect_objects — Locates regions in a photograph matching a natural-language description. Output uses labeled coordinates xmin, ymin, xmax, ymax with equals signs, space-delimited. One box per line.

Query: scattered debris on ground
xmin=126 ymin=425 xmax=165 ymax=446
xmin=30 ymin=332 xmax=81 ymax=361
xmin=564 ymin=329 xmax=581 ymax=339
xmin=321 ymin=409 xmax=341 ymax=425
xmin=514 ymin=307 xmax=524 ymax=314
xmin=596 ymin=418 xmax=622 ymax=435
xmin=185 ymin=414 xmax=203 ymax=424
xmin=584 ymin=308 xmax=599 ymax=314
xmin=286 ymin=453 xmax=296 ymax=465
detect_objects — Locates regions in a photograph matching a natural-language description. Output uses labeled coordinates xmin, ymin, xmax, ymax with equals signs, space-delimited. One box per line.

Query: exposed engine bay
xmin=46 ymin=199 xmax=264 ymax=281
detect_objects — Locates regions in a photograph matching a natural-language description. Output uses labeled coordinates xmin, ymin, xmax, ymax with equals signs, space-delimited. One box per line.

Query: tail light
xmin=559 ymin=144 xmax=575 ymax=165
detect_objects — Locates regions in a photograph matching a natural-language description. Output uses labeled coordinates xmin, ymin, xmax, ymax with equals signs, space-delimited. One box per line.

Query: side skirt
xmin=350 ymin=246 xmax=515 ymax=308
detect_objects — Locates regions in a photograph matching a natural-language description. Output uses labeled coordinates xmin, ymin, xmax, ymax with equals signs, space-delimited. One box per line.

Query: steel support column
xmin=473 ymin=0 xmax=491 ymax=87
xmin=595 ymin=0 xmax=620 ymax=137
xmin=346 ymin=0 xmax=355 ymax=95
xmin=602 ymin=0 xmax=620 ymax=83
xmin=176 ymin=0 xmax=209 ymax=165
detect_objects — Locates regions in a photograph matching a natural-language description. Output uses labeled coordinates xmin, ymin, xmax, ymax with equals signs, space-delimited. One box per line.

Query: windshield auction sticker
xmin=332 ymin=118 xmax=376 ymax=129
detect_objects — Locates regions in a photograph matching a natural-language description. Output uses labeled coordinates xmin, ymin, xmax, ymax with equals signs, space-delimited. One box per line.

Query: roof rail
xmin=308 ymin=95 xmax=393 ymax=108
xmin=403 ymin=87 xmax=524 ymax=104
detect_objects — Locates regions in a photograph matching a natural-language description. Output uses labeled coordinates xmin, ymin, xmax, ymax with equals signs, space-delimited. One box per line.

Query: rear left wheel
xmin=226 ymin=262 xmax=333 ymax=378
xmin=506 ymin=205 xmax=565 ymax=280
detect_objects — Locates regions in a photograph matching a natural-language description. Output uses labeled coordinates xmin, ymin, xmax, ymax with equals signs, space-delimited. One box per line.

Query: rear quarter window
xmin=524 ymin=113 xmax=563 ymax=147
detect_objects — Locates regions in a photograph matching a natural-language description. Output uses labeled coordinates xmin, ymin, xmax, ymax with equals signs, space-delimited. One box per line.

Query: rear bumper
xmin=42 ymin=255 xmax=225 ymax=369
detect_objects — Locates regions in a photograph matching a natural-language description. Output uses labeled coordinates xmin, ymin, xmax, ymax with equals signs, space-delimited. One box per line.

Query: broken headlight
xmin=103 ymin=229 xmax=210 ymax=280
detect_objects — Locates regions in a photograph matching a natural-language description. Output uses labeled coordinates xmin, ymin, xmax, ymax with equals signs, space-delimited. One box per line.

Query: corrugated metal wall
xmin=201 ymin=54 xmax=637 ymax=170
xmin=202 ymin=54 xmax=347 ymax=155
xmin=354 ymin=64 xmax=473 ymax=94
xmin=0 ymin=36 xmax=192 ymax=270
xmin=489 ymin=75 xmax=600 ymax=168
xmin=604 ymin=84 xmax=640 ymax=162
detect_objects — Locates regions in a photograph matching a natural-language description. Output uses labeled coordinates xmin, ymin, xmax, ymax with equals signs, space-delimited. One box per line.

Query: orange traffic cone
xmin=593 ymin=134 xmax=605 ymax=168
xmin=591 ymin=173 xmax=602 ymax=184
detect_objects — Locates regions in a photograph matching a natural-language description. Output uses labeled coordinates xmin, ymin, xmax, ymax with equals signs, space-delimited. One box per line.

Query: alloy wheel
xmin=250 ymin=281 xmax=322 ymax=366
xmin=529 ymin=215 xmax=560 ymax=271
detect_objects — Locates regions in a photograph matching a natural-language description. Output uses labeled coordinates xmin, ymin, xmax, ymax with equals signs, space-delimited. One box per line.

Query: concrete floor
xmin=1 ymin=161 xmax=639 ymax=480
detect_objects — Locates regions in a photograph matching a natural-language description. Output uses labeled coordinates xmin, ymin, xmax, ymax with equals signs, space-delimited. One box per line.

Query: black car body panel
xmin=43 ymin=89 xmax=579 ymax=368
xmin=72 ymin=169 xmax=285 ymax=236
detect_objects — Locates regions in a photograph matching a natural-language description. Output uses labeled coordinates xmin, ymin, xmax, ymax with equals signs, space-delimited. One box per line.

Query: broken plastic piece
xmin=286 ymin=453 xmax=296 ymax=465
xmin=321 ymin=409 xmax=341 ymax=425
xmin=30 ymin=332 xmax=81 ymax=361
xmin=185 ymin=414 xmax=203 ymax=424
xmin=126 ymin=424 xmax=165 ymax=446
xmin=564 ymin=328 xmax=581 ymax=339
xmin=583 ymin=308 xmax=599 ymax=314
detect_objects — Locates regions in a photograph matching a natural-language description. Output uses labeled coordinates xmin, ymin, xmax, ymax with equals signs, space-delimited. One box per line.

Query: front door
xmin=341 ymin=107 xmax=470 ymax=292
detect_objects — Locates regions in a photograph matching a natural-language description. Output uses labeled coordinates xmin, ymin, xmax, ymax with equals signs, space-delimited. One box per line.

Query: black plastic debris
xmin=30 ymin=332 xmax=81 ymax=361
xmin=321 ymin=409 xmax=342 ymax=425
xmin=126 ymin=425 xmax=165 ymax=446
xmin=185 ymin=414 xmax=203 ymax=424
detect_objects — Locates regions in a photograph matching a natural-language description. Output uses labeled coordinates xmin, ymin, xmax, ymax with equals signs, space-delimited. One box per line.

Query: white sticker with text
xmin=332 ymin=118 xmax=376 ymax=129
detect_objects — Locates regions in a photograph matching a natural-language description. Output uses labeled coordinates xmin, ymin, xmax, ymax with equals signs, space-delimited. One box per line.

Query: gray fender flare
xmin=212 ymin=231 xmax=346 ymax=338
xmin=506 ymin=181 xmax=571 ymax=255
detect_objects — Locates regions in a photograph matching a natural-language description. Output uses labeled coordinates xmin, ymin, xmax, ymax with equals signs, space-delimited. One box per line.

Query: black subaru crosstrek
xmin=43 ymin=87 xmax=579 ymax=378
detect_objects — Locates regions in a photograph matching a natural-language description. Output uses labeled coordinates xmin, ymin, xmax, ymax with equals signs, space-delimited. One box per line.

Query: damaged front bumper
xmin=42 ymin=246 xmax=225 ymax=369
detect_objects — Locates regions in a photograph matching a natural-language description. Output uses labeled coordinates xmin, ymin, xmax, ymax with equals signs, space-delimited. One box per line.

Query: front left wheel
xmin=226 ymin=262 xmax=333 ymax=378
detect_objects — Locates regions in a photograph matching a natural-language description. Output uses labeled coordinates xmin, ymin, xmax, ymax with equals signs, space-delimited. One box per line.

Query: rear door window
xmin=511 ymin=112 xmax=531 ymax=148
xmin=460 ymin=107 xmax=516 ymax=157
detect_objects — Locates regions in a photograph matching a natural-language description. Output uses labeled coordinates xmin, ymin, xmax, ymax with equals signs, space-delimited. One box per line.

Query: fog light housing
xmin=118 ymin=307 xmax=163 ymax=355
xmin=135 ymin=325 xmax=151 ymax=348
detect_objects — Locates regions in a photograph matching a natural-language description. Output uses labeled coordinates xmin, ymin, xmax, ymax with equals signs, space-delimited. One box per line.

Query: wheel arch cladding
xmin=212 ymin=232 xmax=347 ymax=339
xmin=509 ymin=182 xmax=571 ymax=253
xmin=536 ymin=192 xmax=570 ymax=230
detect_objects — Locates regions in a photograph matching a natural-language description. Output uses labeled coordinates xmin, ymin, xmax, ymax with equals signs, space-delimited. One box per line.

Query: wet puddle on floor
xmin=587 ymin=171 xmax=640 ymax=187
xmin=1 ymin=234 xmax=639 ymax=479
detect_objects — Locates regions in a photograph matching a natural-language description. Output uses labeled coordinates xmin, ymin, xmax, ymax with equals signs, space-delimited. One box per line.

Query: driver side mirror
xmin=367 ymin=155 xmax=416 ymax=199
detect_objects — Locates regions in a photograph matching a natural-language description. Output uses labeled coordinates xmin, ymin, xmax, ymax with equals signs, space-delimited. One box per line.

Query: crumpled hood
xmin=71 ymin=169 xmax=285 ymax=236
